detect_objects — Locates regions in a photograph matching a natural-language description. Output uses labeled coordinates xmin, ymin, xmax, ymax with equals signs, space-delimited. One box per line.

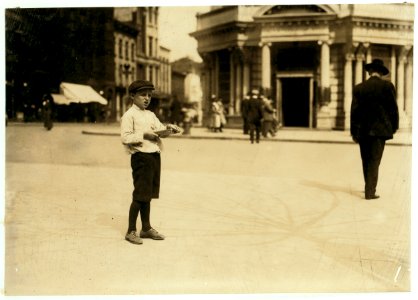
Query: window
xmin=118 ymin=39 xmax=123 ymax=58
xmin=149 ymin=37 xmax=153 ymax=57
xmin=149 ymin=66 xmax=153 ymax=82
xmin=125 ymin=41 xmax=129 ymax=60
xmin=131 ymin=43 xmax=135 ymax=61
xmin=119 ymin=64 xmax=123 ymax=85
xmin=148 ymin=8 xmax=153 ymax=24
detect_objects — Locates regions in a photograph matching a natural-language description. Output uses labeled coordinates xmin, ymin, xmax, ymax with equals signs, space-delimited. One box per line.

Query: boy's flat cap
xmin=128 ymin=80 xmax=155 ymax=94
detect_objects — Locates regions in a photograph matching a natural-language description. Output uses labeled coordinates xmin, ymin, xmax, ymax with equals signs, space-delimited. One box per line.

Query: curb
xmin=81 ymin=130 xmax=412 ymax=146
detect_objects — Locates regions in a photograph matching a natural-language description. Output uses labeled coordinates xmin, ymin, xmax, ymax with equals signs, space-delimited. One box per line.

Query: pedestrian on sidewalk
xmin=42 ymin=93 xmax=54 ymax=130
xmin=261 ymin=96 xmax=276 ymax=138
xmin=121 ymin=79 xmax=182 ymax=244
xmin=210 ymin=95 xmax=222 ymax=132
xmin=350 ymin=59 xmax=399 ymax=200
xmin=241 ymin=93 xmax=250 ymax=134
xmin=247 ymin=89 xmax=264 ymax=144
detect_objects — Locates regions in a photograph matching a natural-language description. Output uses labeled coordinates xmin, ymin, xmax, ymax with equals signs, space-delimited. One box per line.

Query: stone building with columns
xmin=190 ymin=4 xmax=414 ymax=129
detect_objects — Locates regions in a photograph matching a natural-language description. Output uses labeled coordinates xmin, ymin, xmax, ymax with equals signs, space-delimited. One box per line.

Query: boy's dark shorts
xmin=131 ymin=152 xmax=161 ymax=201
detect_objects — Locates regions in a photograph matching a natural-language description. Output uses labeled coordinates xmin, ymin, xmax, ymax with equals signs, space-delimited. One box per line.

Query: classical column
xmin=317 ymin=40 xmax=331 ymax=129
xmin=397 ymin=46 xmax=410 ymax=128
xmin=391 ymin=47 xmax=397 ymax=84
xmin=355 ymin=52 xmax=364 ymax=85
xmin=405 ymin=52 xmax=413 ymax=123
xmin=319 ymin=40 xmax=330 ymax=104
xmin=344 ymin=53 xmax=354 ymax=130
xmin=214 ymin=53 xmax=219 ymax=96
xmin=396 ymin=47 xmax=406 ymax=112
xmin=260 ymin=42 xmax=272 ymax=95
xmin=364 ymin=43 xmax=371 ymax=79
xmin=229 ymin=51 xmax=235 ymax=115
xmin=242 ymin=49 xmax=251 ymax=98
xmin=235 ymin=62 xmax=242 ymax=114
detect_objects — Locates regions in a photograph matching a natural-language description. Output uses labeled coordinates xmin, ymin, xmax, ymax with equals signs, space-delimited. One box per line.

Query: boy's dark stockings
xmin=139 ymin=201 xmax=152 ymax=232
xmin=128 ymin=200 xmax=152 ymax=232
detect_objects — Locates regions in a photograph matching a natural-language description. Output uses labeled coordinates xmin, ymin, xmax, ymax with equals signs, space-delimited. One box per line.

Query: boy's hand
xmin=144 ymin=132 xmax=160 ymax=142
xmin=166 ymin=124 xmax=182 ymax=134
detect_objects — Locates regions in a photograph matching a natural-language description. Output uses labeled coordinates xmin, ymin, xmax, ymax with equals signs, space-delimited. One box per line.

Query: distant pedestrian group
xmin=241 ymin=89 xmax=279 ymax=144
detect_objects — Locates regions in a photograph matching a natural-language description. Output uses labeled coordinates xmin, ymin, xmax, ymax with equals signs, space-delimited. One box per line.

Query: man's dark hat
xmin=365 ymin=59 xmax=389 ymax=75
xmin=128 ymin=80 xmax=155 ymax=94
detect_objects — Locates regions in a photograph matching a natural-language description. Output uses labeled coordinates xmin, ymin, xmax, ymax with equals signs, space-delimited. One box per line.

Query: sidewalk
xmin=4 ymin=123 xmax=412 ymax=295
xmin=81 ymin=123 xmax=413 ymax=146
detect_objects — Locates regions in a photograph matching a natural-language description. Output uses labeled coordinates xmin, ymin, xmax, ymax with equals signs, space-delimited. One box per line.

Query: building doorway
xmin=276 ymin=72 xmax=314 ymax=128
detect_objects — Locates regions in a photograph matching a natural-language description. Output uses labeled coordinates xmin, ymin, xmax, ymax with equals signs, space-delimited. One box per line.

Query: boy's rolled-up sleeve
xmin=121 ymin=114 xmax=144 ymax=145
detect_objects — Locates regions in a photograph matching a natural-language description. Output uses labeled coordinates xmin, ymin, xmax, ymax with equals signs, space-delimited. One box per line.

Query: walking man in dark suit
xmin=247 ymin=89 xmax=264 ymax=144
xmin=351 ymin=59 xmax=399 ymax=200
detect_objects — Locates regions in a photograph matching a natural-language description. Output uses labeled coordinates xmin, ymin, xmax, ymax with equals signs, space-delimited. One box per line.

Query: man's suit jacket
xmin=246 ymin=97 xmax=264 ymax=125
xmin=351 ymin=76 xmax=399 ymax=140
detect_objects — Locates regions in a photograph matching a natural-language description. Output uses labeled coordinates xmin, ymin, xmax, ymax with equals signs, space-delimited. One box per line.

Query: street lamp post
xmin=123 ymin=63 xmax=131 ymax=113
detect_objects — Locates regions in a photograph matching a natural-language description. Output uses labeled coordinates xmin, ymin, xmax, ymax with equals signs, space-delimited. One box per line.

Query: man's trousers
xmin=359 ymin=137 xmax=386 ymax=198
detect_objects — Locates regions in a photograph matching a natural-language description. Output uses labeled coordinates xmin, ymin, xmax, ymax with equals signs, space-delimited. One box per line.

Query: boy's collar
xmin=132 ymin=104 xmax=146 ymax=111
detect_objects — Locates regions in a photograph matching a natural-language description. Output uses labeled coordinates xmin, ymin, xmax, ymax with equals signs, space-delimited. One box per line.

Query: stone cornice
xmin=190 ymin=21 xmax=253 ymax=39
xmin=253 ymin=13 xmax=337 ymax=24
xmin=349 ymin=16 xmax=413 ymax=30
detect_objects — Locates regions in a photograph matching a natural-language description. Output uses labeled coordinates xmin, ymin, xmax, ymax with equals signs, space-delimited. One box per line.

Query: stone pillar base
xmin=398 ymin=110 xmax=411 ymax=129
xmin=344 ymin=114 xmax=350 ymax=131
xmin=316 ymin=105 xmax=332 ymax=129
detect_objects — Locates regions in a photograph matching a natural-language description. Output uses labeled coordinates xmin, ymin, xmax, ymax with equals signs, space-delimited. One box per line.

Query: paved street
xmin=3 ymin=123 xmax=413 ymax=296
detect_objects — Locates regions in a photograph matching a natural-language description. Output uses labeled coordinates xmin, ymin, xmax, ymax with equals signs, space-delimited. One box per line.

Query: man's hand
xmin=352 ymin=136 xmax=359 ymax=143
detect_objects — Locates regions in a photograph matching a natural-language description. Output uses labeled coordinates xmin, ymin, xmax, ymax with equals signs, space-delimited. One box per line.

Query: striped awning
xmin=55 ymin=82 xmax=108 ymax=105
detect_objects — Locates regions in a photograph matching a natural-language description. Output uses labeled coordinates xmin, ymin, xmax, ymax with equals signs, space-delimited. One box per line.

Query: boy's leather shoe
xmin=140 ymin=228 xmax=165 ymax=240
xmin=125 ymin=231 xmax=143 ymax=244
xmin=366 ymin=194 xmax=380 ymax=200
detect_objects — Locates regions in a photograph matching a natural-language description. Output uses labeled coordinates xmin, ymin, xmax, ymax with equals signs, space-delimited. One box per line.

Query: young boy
xmin=121 ymin=79 xmax=181 ymax=245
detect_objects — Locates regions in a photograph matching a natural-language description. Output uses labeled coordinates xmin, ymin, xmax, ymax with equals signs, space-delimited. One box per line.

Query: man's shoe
xmin=366 ymin=194 xmax=380 ymax=200
xmin=140 ymin=228 xmax=165 ymax=240
xmin=125 ymin=231 xmax=143 ymax=244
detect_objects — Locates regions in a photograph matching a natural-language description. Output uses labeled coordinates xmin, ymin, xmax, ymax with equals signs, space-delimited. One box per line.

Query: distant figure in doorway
xmin=42 ymin=93 xmax=54 ymax=130
xmin=246 ymin=90 xmax=264 ymax=144
xmin=351 ymin=59 xmax=399 ymax=200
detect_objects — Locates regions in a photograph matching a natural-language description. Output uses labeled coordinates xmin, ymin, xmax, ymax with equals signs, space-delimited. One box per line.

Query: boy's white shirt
xmin=120 ymin=104 xmax=167 ymax=154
